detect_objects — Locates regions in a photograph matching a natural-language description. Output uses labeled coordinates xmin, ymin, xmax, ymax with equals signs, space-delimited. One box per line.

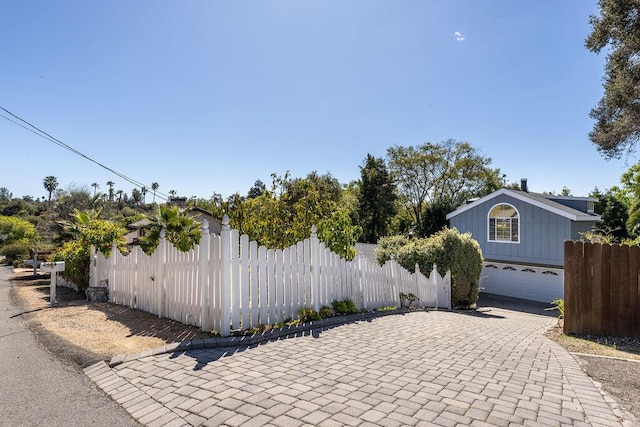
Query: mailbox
xmin=40 ymin=261 xmax=65 ymax=273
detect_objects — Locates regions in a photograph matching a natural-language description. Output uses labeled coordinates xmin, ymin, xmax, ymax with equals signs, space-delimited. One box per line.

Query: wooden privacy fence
xmin=90 ymin=217 xmax=451 ymax=336
xmin=564 ymin=241 xmax=640 ymax=338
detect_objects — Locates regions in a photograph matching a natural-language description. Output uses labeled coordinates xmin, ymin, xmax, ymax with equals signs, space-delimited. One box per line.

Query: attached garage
xmin=480 ymin=262 xmax=563 ymax=303
xmin=447 ymin=182 xmax=600 ymax=303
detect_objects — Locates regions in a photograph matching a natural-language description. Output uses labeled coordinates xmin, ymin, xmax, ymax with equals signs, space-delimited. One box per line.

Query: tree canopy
xmin=586 ymin=0 xmax=640 ymax=158
xmin=387 ymin=139 xmax=501 ymax=232
xmin=357 ymin=154 xmax=397 ymax=243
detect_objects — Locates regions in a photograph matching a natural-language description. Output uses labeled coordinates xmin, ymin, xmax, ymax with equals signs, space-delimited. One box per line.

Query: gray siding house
xmin=446 ymin=182 xmax=600 ymax=302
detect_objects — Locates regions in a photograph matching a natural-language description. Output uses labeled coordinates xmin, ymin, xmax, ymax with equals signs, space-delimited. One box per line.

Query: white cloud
xmin=453 ymin=31 xmax=465 ymax=42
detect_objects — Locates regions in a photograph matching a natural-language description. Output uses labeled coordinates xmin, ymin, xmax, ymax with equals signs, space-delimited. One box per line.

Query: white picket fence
xmin=90 ymin=217 xmax=451 ymax=336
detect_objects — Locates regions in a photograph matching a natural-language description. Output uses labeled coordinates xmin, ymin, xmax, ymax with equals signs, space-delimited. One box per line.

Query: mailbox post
xmin=40 ymin=261 xmax=65 ymax=307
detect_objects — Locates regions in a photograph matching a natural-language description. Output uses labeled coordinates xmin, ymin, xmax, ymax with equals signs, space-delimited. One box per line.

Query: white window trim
xmin=487 ymin=203 xmax=520 ymax=244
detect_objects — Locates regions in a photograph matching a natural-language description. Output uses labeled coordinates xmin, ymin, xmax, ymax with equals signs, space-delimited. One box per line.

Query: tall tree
xmin=247 ymin=180 xmax=266 ymax=199
xmin=387 ymin=139 xmax=501 ymax=228
xmin=141 ymin=186 xmax=147 ymax=205
xmin=357 ymin=154 xmax=397 ymax=243
xmin=106 ymin=181 xmax=115 ymax=202
xmin=131 ymin=188 xmax=142 ymax=206
xmin=590 ymin=187 xmax=629 ymax=240
xmin=151 ymin=182 xmax=159 ymax=204
xmin=586 ymin=0 xmax=640 ymax=158
xmin=43 ymin=176 xmax=58 ymax=207
xmin=91 ymin=182 xmax=99 ymax=197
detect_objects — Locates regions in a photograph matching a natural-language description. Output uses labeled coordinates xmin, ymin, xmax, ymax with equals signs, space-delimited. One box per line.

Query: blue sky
xmin=0 ymin=1 xmax=631 ymax=202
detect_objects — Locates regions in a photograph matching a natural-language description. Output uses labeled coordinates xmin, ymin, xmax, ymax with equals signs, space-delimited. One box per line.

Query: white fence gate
xmin=90 ymin=217 xmax=451 ymax=336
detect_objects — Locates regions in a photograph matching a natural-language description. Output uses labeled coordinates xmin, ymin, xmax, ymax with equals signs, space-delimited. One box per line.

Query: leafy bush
xmin=0 ymin=241 xmax=31 ymax=263
xmin=297 ymin=307 xmax=322 ymax=322
xmin=50 ymin=219 xmax=126 ymax=291
xmin=331 ymin=299 xmax=358 ymax=315
xmin=319 ymin=305 xmax=333 ymax=318
xmin=0 ymin=216 xmax=39 ymax=262
xmin=377 ymin=228 xmax=483 ymax=309
xmin=375 ymin=234 xmax=411 ymax=265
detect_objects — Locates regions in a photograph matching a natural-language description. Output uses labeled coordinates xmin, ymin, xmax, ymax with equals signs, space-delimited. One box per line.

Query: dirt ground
xmin=9 ymin=270 xmax=640 ymax=421
xmin=10 ymin=270 xmax=213 ymax=368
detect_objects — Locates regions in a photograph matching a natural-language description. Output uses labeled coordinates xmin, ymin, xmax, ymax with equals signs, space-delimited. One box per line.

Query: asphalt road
xmin=0 ymin=266 xmax=140 ymax=427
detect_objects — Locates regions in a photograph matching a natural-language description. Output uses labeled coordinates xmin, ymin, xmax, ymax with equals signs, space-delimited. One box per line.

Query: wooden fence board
xmin=564 ymin=241 xmax=640 ymax=338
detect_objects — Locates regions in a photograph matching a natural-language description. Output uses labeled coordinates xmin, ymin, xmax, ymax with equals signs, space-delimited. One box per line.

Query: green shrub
xmin=50 ymin=219 xmax=126 ymax=291
xmin=297 ymin=307 xmax=322 ymax=322
xmin=379 ymin=228 xmax=483 ymax=309
xmin=0 ymin=241 xmax=31 ymax=263
xmin=331 ymin=299 xmax=358 ymax=315
xmin=375 ymin=234 xmax=411 ymax=265
xmin=319 ymin=305 xmax=333 ymax=318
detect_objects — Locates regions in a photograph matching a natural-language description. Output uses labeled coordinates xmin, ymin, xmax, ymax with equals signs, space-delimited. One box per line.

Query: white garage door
xmin=479 ymin=262 xmax=563 ymax=303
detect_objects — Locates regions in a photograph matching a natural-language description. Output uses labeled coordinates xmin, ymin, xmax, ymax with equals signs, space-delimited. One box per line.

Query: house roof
xmin=446 ymin=188 xmax=601 ymax=222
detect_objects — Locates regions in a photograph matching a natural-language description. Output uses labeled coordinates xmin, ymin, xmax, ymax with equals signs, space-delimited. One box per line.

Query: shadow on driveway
xmin=478 ymin=293 xmax=558 ymax=318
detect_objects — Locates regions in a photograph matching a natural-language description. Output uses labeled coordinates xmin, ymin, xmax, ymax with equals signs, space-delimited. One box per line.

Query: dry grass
xmin=11 ymin=270 xmax=213 ymax=367
xmin=546 ymin=319 xmax=640 ymax=360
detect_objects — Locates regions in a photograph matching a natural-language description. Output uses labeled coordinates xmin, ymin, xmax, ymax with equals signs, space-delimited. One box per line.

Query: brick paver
xmin=85 ymin=302 xmax=637 ymax=426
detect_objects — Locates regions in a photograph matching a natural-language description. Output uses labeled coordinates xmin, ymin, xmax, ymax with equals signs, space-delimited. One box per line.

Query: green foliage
xmin=141 ymin=205 xmax=202 ymax=254
xmin=317 ymin=208 xmax=362 ymax=260
xmin=0 ymin=242 xmax=31 ymax=263
xmin=331 ymin=299 xmax=358 ymax=315
xmin=297 ymin=307 xmax=322 ymax=322
xmin=418 ymin=200 xmax=452 ymax=238
xmin=386 ymin=139 xmax=501 ymax=230
xmin=50 ymin=217 xmax=126 ymax=290
xmin=43 ymin=176 xmax=58 ymax=205
xmin=377 ymin=228 xmax=484 ymax=309
xmin=0 ymin=215 xmax=39 ymax=261
xmin=357 ymin=154 xmax=397 ymax=243
xmin=319 ymin=305 xmax=333 ymax=318
xmin=586 ymin=0 xmax=640 ymax=158
xmin=590 ymin=187 xmax=629 ymax=240
xmin=375 ymin=234 xmax=411 ymax=265
xmin=550 ymin=298 xmax=565 ymax=320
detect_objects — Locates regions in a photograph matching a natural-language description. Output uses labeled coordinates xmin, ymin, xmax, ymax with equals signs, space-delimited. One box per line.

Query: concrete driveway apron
xmin=86 ymin=304 xmax=637 ymax=426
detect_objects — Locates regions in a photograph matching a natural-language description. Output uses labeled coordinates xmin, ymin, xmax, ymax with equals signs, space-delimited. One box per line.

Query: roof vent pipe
xmin=520 ymin=178 xmax=528 ymax=192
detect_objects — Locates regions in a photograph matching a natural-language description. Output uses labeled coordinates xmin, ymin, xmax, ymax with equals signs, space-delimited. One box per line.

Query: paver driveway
xmin=86 ymin=302 xmax=637 ymax=426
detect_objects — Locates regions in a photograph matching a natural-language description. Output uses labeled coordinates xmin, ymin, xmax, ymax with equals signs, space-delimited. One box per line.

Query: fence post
xmin=310 ymin=225 xmax=321 ymax=312
xmin=220 ymin=215 xmax=231 ymax=336
xmin=432 ymin=264 xmax=439 ymax=310
xmin=89 ymin=245 xmax=97 ymax=288
xmin=199 ymin=220 xmax=211 ymax=332
xmin=158 ymin=229 xmax=167 ymax=317
xmin=359 ymin=255 xmax=368 ymax=310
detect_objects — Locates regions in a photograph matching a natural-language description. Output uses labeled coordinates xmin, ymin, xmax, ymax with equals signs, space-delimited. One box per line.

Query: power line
xmin=0 ymin=106 xmax=172 ymax=201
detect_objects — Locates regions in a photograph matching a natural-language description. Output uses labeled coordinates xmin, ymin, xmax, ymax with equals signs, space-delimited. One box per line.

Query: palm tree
xmin=141 ymin=186 xmax=147 ymax=205
xmin=91 ymin=182 xmax=99 ymax=197
xmin=106 ymin=181 xmax=115 ymax=202
xmin=116 ymin=190 xmax=124 ymax=203
xmin=43 ymin=176 xmax=58 ymax=207
xmin=168 ymin=190 xmax=177 ymax=203
xmin=151 ymin=182 xmax=159 ymax=204
xmin=131 ymin=188 xmax=142 ymax=207
xmin=141 ymin=205 xmax=202 ymax=253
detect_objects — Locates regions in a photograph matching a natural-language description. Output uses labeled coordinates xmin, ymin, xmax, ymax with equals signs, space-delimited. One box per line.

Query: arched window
xmin=488 ymin=203 xmax=519 ymax=243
